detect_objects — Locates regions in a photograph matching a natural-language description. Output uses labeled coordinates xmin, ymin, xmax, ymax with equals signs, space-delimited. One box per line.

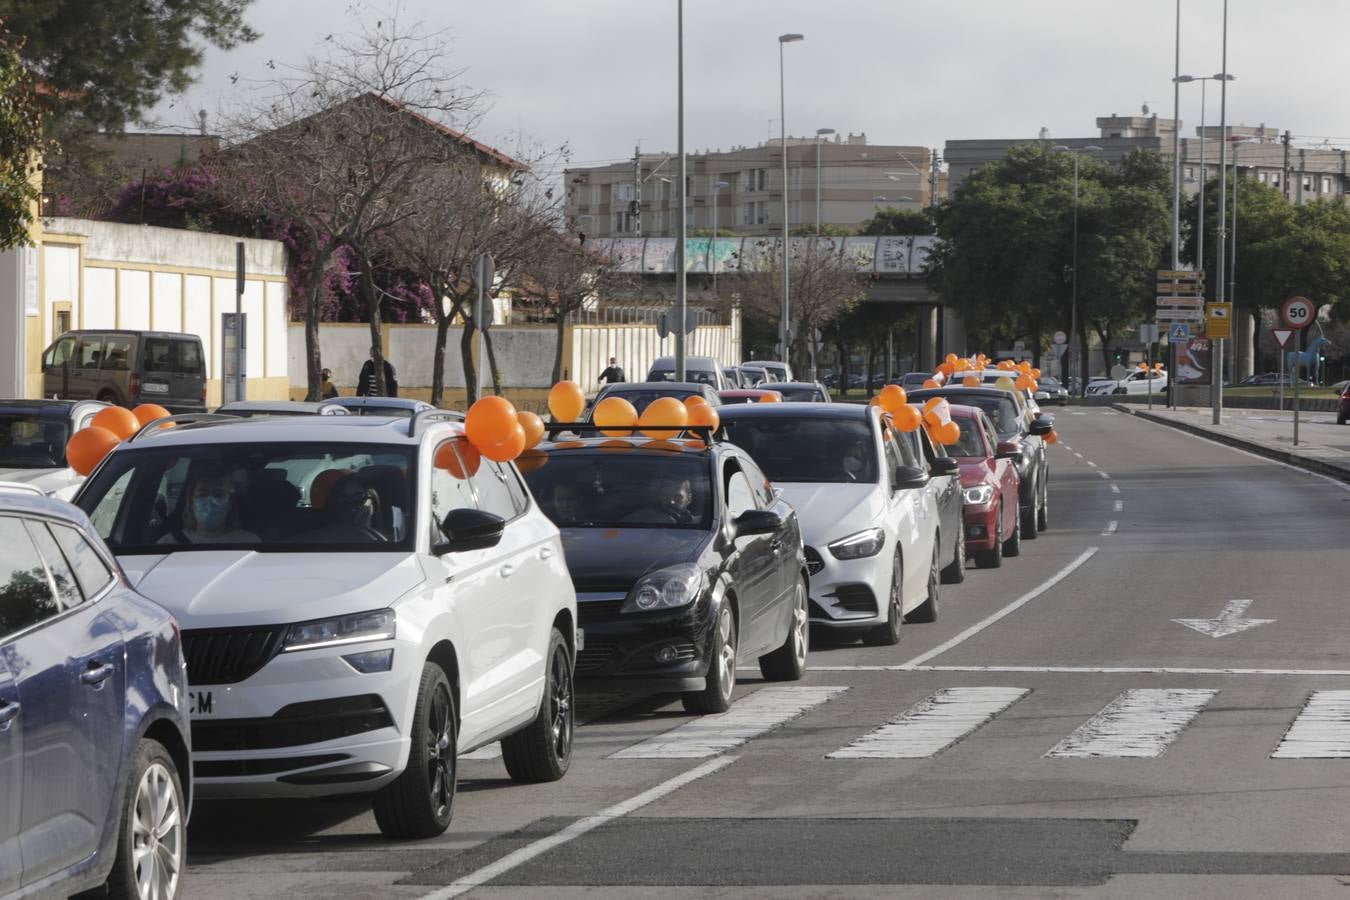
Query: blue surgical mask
xmin=193 ymin=495 xmax=230 ymax=532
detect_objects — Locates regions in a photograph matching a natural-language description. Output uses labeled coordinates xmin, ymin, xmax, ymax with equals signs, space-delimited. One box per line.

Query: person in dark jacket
xmin=320 ymin=368 xmax=339 ymax=399
xmin=597 ymin=357 xmax=626 ymax=385
xmin=356 ymin=348 xmax=399 ymax=397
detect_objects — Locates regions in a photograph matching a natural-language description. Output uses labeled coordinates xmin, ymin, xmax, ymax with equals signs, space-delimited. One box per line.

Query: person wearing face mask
xmin=300 ymin=473 xmax=387 ymax=542
xmin=160 ymin=468 xmax=259 ymax=544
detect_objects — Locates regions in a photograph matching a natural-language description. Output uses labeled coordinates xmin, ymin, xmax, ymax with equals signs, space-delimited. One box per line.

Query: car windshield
xmin=76 ymin=441 xmax=416 ymax=553
xmin=649 ymin=369 xmax=718 ymax=387
xmin=1039 ymin=377 xmax=1061 ymax=388
xmin=522 ymin=452 xmax=711 ymax=529
xmin=776 ymin=386 xmax=823 ymax=402
xmin=721 ymin=416 xmax=877 ymax=483
xmin=933 ymin=394 xmax=1021 ymax=438
xmin=595 ymin=388 xmax=697 ymax=413
xmin=949 ymin=417 xmax=988 ymax=457
xmin=346 ymin=405 xmax=416 ymax=418
xmin=0 ymin=414 xmax=69 ymax=468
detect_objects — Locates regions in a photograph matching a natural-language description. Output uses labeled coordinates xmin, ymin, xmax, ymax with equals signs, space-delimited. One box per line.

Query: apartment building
xmin=564 ymin=134 xmax=940 ymax=239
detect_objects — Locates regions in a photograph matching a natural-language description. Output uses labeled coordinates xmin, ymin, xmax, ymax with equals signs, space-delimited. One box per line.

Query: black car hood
xmin=560 ymin=527 xmax=710 ymax=593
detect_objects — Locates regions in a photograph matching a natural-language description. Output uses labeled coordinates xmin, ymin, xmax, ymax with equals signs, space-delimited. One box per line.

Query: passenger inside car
xmin=299 ymin=472 xmax=388 ymax=542
xmin=159 ymin=466 xmax=259 ymax=544
xmin=551 ymin=483 xmax=580 ymax=524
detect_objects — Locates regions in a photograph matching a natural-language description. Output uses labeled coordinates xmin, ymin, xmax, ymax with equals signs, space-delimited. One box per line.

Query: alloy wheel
xmin=717 ymin=606 xmax=737 ymax=703
xmin=550 ymin=645 xmax=574 ymax=761
xmin=131 ymin=761 xmax=183 ymax=900
xmin=426 ymin=683 xmax=454 ymax=821
xmin=792 ymin=582 xmax=809 ymax=669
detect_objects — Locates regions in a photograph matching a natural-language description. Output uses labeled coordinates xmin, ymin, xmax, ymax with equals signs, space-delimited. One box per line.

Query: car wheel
xmin=502 ymin=628 xmax=574 ymax=783
xmin=941 ymin=523 xmax=966 ymax=584
xmin=1339 ymin=411 xmax=1347 ymax=425
xmin=683 ymin=604 xmax=737 ymax=714
xmin=863 ymin=553 xmax=904 ymax=646
xmin=1020 ymin=477 xmax=1039 ymax=541
xmin=105 ymin=739 xmax=186 ymax=900
xmin=1003 ymin=504 xmax=1022 ymax=558
xmin=373 ymin=663 xmax=456 ymax=838
xmin=760 ymin=578 xmax=809 ymax=681
xmin=1036 ymin=477 xmax=1049 ymax=532
xmin=906 ymin=544 xmax=941 ymax=624
xmin=974 ymin=512 xmax=1004 ymax=569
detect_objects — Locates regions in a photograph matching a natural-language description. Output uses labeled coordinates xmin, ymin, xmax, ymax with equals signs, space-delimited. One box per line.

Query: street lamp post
xmin=675 ymin=0 xmax=688 ymax=381
xmin=1053 ymin=145 xmax=1103 ymax=394
xmin=1173 ymin=73 xmax=1234 ymax=276
xmin=815 ymin=127 xmax=834 ymax=234
xmin=778 ymin=32 xmax=803 ymax=363
xmin=1213 ymin=0 xmax=1230 ymax=425
xmin=711 ymin=180 xmax=729 ymax=297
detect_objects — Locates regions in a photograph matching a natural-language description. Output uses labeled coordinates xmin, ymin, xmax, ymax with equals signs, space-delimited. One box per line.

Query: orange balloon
xmin=132 ymin=404 xmax=171 ymax=428
xmin=1045 ymin=429 xmax=1060 ymax=445
xmin=892 ymin=404 xmax=923 ymax=432
xmin=465 ymin=396 xmax=519 ymax=450
xmin=945 ymin=353 xmax=959 ymax=365
xmin=482 ymin=424 xmax=526 ymax=462
xmin=937 ymin=362 xmax=955 ymax=378
xmin=939 ymin=421 xmax=961 ymax=445
xmin=922 ymin=378 xmax=941 ymax=389
xmin=683 ymin=395 xmax=708 ymax=409
xmin=639 ymin=396 xmax=689 ymax=439
xmin=953 ymin=358 xmax=970 ymax=372
xmin=66 ymin=426 xmax=121 ymax=476
xmin=1030 ymin=368 xmax=1041 ymax=378
xmin=92 ymin=406 xmax=139 ymax=440
xmin=878 ymin=384 xmax=908 ymax=414
xmin=593 ymin=396 xmax=638 ymax=437
xmin=435 ymin=440 xmax=481 ymax=479
xmin=687 ymin=402 xmax=720 ymax=433
xmin=1015 ymin=374 xmax=1034 ymax=390
xmin=758 ymin=391 xmax=782 ymax=403
xmin=517 ymin=410 xmax=545 ymax=450
xmin=515 ymin=449 xmax=549 ymax=474
xmin=962 ymin=375 xmax=980 ymax=387
xmin=923 ymin=397 xmax=945 ymax=413
xmin=548 ymin=381 xmax=586 ymax=423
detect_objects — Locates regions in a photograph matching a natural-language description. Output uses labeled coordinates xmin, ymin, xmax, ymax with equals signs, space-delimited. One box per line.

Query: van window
xmin=44 ymin=336 xmax=75 ymax=368
xmin=143 ymin=338 xmax=203 ymax=375
xmin=102 ymin=336 xmax=132 ymax=370
xmin=75 ymin=336 xmax=104 ymax=369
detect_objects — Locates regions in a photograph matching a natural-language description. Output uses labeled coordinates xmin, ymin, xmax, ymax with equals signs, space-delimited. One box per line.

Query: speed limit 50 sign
xmin=1283 ymin=296 xmax=1316 ymax=329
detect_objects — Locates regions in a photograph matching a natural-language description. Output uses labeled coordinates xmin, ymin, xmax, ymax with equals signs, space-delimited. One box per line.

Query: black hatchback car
xmin=522 ymin=431 xmax=807 ymax=714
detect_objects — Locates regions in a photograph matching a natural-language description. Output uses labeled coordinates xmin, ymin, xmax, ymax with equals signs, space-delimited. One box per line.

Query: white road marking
xmin=1086 ymin=460 xmax=1098 ymax=468
xmin=1110 ymin=484 xmax=1121 ymax=494
xmin=1045 ymin=688 xmax=1217 ymax=759
xmin=1102 ymin=521 xmax=1118 ymax=535
xmin=1173 ymin=597 xmax=1275 ymax=638
xmin=1070 ymin=411 xmax=1087 ymax=415
xmin=808 ymin=664 xmax=1350 ymax=677
xmin=827 ymin=687 xmax=1029 ymax=759
xmin=1273 ymin=691 xmax=1350 ymax=758
xmin=1113 ymin=500 xmax=1124 ymax=511
xmin=609 ymin=686 xmax=848 ymax=759
xmin=900 ymin=548 xmax=1098 ymax=667
xmin=414 ymin=756 xmax=737 ymax=900
xmin=1102 ymin=411 xmax=1118 ymax=416
xmin=1062 ymin=444 xmax=1074 ymax=450
xmin=1073 ymin=452 xmax=1084 ymax=459
xmin=1099 ymin=471 xmax=1111 ymax=479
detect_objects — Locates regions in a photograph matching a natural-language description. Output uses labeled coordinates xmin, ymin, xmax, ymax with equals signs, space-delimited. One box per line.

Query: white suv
xmin=74 ymin=412 xmax=577 ymax=838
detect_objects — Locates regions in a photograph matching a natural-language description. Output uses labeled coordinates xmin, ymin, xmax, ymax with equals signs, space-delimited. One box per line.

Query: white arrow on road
xmin=1173 ymin=598 xmax=1275 ymax=638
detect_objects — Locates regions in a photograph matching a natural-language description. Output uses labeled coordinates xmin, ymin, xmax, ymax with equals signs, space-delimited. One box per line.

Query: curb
xmin=1111 ymin=403 xmax=1350 ymax=486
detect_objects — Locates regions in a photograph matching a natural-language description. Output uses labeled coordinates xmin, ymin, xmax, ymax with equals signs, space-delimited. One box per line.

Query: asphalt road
xmin=182 ymin=408 xmax=1350 ymax=899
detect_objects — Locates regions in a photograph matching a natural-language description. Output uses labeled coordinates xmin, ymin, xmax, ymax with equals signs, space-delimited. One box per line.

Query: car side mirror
xmin=1029 ymin=418 xmax=1054 ymax=436
xmin=995 ymin=440 xmax=1021 ymax=460
xmin=433 ymin=508 xmax=506 ymax=555
xmin=892 ymin=464 xmax=929 ymax=491
xmin=931 ymin=456 xmax=959 ymax=476
xmin=732 ymin=508 xmax=783 ymax=537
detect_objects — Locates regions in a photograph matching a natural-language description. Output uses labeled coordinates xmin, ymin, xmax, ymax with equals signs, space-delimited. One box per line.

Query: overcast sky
xmin=149 ymin=0 xmax=1350 ymax=171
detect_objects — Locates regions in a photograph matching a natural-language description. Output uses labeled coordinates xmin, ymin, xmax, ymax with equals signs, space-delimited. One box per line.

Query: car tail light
xmin=129 ymin=372 xmax=140 ymax=398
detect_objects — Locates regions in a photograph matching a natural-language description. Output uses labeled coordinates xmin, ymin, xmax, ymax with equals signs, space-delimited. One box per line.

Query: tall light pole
xmin=1170 ymin=0 xmax=1182 ymax=269
xmin=711 ymin=180 xmax=728 ymax=297
xmin=778 ymin=32 xmax=803 ymax=363
xmin=675 ymin=0 xmax=687 ymax=381
xmin=815 ymin=127 xmax=834 ymax=234
xmin=1053 ymin=145 xmax=1103 ymax=394
xmin=1173 ymin=73 xmax=1234 ymax=274
xmin=1213 ymin=0 xmax=1230 ymax=425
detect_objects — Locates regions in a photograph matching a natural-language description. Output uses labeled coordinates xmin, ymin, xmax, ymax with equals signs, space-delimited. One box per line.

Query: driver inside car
xmin=654 ymin=476 xmax=695 ymax=525
xmin=301 ymin=472 xmax=387 ymax=542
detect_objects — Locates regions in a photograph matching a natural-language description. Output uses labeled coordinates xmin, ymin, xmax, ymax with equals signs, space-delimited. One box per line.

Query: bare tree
xmin=217 ymin=12 xmax=488 ymax=399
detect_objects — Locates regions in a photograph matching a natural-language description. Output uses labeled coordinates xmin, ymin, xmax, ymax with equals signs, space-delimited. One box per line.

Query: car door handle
xmin=539 ymin=547 xmax=555 ymax=561
xmin=0 ymin=702 xmax=18 ymax=727
xmin=498 ymin=563 xmax=517 ymax=579
xmin=80 ymin=662 xmax=115 ymax=686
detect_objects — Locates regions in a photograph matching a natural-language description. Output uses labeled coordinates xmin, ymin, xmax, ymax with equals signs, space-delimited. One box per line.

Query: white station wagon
xmin=73 ymin=412 xmax=577 ymax=838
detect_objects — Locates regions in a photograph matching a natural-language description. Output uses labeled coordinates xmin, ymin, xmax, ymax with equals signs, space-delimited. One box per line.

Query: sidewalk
xmin=1111 ymin=403 xmax=1350 ymax=483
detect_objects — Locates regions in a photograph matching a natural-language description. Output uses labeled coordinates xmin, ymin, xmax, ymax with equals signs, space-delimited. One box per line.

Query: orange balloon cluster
xmin=547 ymin=381 xmax=586 ymax=423
xmin=922 ymin=398 xmax=961 ymax=446
xmin=878 ymin=384 xmax=908 ymax=414
xmin=464 ymin=396 xmax=531 ymax=463
xmin=593 ymin=395 xmax=639 ymax=437
xmin=66 ymin=403 xmax=174 ymax=476
xmin=639 ymin=397 xmax=688 ymax=439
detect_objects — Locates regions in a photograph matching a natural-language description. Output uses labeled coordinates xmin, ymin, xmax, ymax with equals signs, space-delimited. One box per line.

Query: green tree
xmin=857 ymin=207 xmax=934 ymax=236
xmin=0 ymin=23 xmax=43 ymax=249
xmin=0 ymin=0 xmax=258 ymax=130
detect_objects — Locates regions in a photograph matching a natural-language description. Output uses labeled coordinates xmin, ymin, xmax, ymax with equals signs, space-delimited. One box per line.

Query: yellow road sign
xmin=1207 ymin=301 xmax=1233 ymax=339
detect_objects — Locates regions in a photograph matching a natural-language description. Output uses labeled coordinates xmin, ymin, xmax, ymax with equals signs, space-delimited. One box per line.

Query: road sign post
xmin=1281 ymin=297 xmax=1314 ymax=446
xmin=1272 ymin=328 xmax=1293 ymax=411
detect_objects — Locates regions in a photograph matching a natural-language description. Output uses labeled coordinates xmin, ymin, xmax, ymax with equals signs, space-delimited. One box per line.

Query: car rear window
xmin=522 ymin=453 xmax=712 ymax=529
xmin=721 ymin=416 xmax=877 ymax=484
xmin=948 ymin=417 xmax=988 ymax=457
xmin=0 ymin=414 xmax=70 ymax=468
xmin=143 ymin=338 xmax=203 ymax=375
xmin=593 ymin=388 xmax=696 ymax=414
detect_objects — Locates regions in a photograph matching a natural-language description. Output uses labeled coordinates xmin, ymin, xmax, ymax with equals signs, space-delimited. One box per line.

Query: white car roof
xmin=124 ymin=414 xmax=463 ymax=449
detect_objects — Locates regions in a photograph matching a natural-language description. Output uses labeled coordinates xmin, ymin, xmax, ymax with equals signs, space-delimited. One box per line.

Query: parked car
xmin=319 ymin=396 xmax=438 ymax=418
xmin=742 ymin=360 xmax=793 ymax=382
xmin=588 ymin=381 xmax=721 ymax=418
xmin=720 ymin=403 xmax=943 ymax=644
xmin=908 ymin=386 xmax=1052 ymax=540
xmin=522 ymin=429 xmax=808 ymax=712
xmin=901 ymin=413 xmax=966 ymax=584
xmin=0 ymin=399 xmax=107 ymax=497
xmin=0 ymin=489 xmax=191 ymax=899
xmin=73 ymin=412 xmax=577 ymax=838
xmin=1085 ymin=368 xmax=1168 ymax=396
xmin=1229 ymin=372 xmax=1312 ymax=388
xmin=946 ymin=404 xmax=1022 ymax=568
xmin=739 ymin=365 xmax=778 ymax=386
xmin=900 ymin=372 xmax=932 ymax=390
xmin=216 ymin=400 xmax=350 ymax=417
xmin=1035 ymin=375 xmax=1070 ymax=405
xmin=718 ymin=389 xmax=784 ymax=405
xmin=42 ymin=329 xmax=207 ymax=413
xmin=771 ymin=382 xmax=831 ymax=403
xmin=1338 ymin=381 xmax=1350 ymax=425
xmin=722 ymin=366 xmax=746 ymax=388
xmin=647 ymin=355 xmax=727 ymax=390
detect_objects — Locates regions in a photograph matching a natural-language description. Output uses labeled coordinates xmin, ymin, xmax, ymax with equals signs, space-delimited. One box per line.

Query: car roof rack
xmin=408 ymin=408 xmax=465 ymax=437
xmin=126 ymin=413 xmax=241 ymax=443
xmin=542 ymin=423 xmax=720 ymax=444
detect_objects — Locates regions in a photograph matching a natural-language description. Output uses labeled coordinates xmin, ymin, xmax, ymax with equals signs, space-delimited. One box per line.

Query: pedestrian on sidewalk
xmin=320 ymin=368 xmax=339 ymax=399
xmin=356 ymin=347 xmax=399 ymax=397
xmin=598 ymin=356 xmax=626 ymax=386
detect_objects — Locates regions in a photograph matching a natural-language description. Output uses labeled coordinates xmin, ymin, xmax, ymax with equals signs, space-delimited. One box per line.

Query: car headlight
xmin=283 ymin=609 xmax=396 ymax=652
xmin=827 ymin=527 xmax=886 ymax=560
xmin=962 ymin=484 xmax=995 ymax=506
xmin=622 ymin=563 xmax=705 ymax=613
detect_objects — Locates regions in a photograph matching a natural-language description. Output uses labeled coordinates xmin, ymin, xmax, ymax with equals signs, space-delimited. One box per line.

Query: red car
xmin=718 ymin=388 xmax=784 ymax=405
xmin=1338 ymin=382 xmax=1349 ymax=425
xmin=948 ymin=404 xmax=1022 ymax=568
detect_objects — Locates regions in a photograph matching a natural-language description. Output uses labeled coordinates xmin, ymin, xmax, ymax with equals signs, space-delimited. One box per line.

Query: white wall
xmin=569 ymin=323 xmax=739 ymax=393
xmin=119 ymin=270 xmax=151 ymax=330
xmin=152 ymin=273 xmax=182 ymax=332
xmin=83 ymin=268 xmax=116 ymax=329
xmin=42 ymin=244 xmax=79 ymax=345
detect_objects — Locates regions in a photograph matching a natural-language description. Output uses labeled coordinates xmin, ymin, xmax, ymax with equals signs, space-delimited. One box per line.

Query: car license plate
xmin=189 ymin=691 xmax=214 ymax=716
xmin=141 ymin=382 xmax=169 ymax=393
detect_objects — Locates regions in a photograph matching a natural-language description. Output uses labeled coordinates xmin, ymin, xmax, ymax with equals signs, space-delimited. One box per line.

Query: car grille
xmin=181 ymin=626 xmax=287 ymax=685
xmin=828 ymin=584 xmax=878 ymax=614
xmin=191 ymin=695 xmax=394 ymax=751
xmin=576 ymin=640 xmax=617 ymax=673
xmin=194 ymin=754 xmax=349 ymax=778
xmin=804 ymin=546 xmax=824 ymax=576
xmin=578 ymin=599 xmax=624 ymax=624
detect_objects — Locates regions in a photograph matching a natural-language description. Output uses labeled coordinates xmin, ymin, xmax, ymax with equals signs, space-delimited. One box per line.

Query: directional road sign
xmin=1282 ymin=296 xmax=1315 ymax=329
xmin=1207 ymin=301 xmax=1233 ymax=339
xmin=1169 ymin=322 xmax=1191 ymax=342
xmin=1158 ymin=269 xmax=1204 ymax=280
xmin=1139 ymin=323 xmax=1159 ymax=344
xmin=1156 ymin=296 xmax=1205 ymax=308
xmin=1272 ymin=328 xmax=1294 ymax=349
xmin=1155 ymin=309 xmax=1205 ymax=323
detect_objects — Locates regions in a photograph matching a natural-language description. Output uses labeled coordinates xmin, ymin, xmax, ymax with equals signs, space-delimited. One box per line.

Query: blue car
xmin=0 ymin=488 xmax=190 ymax=899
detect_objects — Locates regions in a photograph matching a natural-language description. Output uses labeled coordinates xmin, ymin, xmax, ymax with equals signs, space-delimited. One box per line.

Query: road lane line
xmin=1110 ymin=484 xmax=1120 ymax=493
xmin=1102 ymin=521 xmax=1118 ymax=535
xmin=1074 ymin=452 xmax=1084 ymax=459
xmin=1086 ymin=460 xmax=1097 ymax=467
xmin=808 ymin=664 xmax=1350 ymax=676
xmin=827 ymin=687 xmax=1029 ymax=759
xmin=900 ymin=548 xmax=1098 ymax=667
xmin=1113 ymin=500 xmax=1124 ymax=511
xmin=609 ymin=686 xmax=847 ymax=759
xmin=414 ymin=756 xmax=737 ymax=900
xmin=1045 ymin=688 xmax=1217 ymax=758
xmin=1272 ymin=691 xmax=1350 ymax=758
xmin=1098 ymin=471 xmax=1111 ymax=479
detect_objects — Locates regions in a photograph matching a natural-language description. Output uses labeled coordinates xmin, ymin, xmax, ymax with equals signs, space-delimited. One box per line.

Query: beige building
xmin=564 ymin=135 xmax=940 ymax=239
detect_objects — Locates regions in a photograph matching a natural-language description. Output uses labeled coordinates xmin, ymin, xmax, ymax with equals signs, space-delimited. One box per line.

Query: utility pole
xmin=674 ymin=0 xmax=687 ymax=381
xmin=1282 ymin=131 xmax=1291 ymax=201
xmin=634 ymin=144 xmax=642 ymax=237
xmin=929 ymin=149 xmax=940 ymax=207
xmin=1170 ymin=0 xmax=1182 ymax=269
xmin=1213 ymin=0 xmax=1228 ymax=426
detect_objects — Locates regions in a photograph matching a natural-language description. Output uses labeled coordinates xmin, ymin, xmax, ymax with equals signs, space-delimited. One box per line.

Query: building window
xmin=756 ymin=169 xmax=767 ymax=191
xmin=614 ymin=213 xmax=624 ymax=233
xmin=1303 ymin=176 xmax=1313 ymax=192
xmin=1184 ymin=166 xmax=1195 ymax=182
xmin=613 ymin=182 xmax=635 ymax=202
xmin=1322 ymin=176 xmax=1333 ymax=193
xmin=1270 ymin=173 xmax=1280 ymax=187
xmin=1257 ymin=172 xmax=1267 ymax=183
